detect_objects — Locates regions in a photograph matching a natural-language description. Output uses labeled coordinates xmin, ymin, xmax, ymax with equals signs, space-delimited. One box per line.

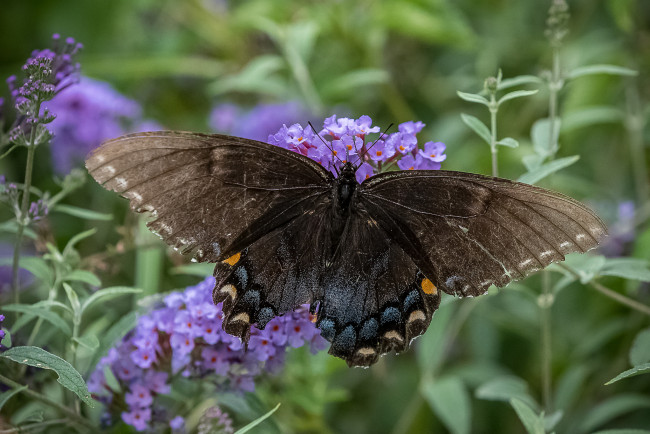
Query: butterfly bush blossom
xmin=209 ymin=101 xmax=313 ymax=142
xmin=267 ymin=115 xmax=447 ymax=183
xmin=90 ymin=277 xmax=327 ymax=432
xmin=47 ymin=77 xmax=162 ymax=173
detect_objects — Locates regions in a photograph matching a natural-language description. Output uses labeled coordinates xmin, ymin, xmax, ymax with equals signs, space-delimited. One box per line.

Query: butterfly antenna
xmin=308 ymin=121 xmax=344 ymax=165
xmin=353 ymin=123 xmax=394 ymax=166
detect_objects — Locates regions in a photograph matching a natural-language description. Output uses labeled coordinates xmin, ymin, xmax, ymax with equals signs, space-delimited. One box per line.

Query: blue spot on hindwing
xmin=381 ymin=307 xmax=401 ymax=325
xmin=256 ymin=307 xmax=274 ymax=329
xmin=319 ymin=318 xmax=336 ymax=341
xmin=359 ymin=318 xmax=379 ymax=340
xmin=403 ymin=290 xmax=420 ymax=311
xmin=332 ymin=325 xmax=356 ymax=354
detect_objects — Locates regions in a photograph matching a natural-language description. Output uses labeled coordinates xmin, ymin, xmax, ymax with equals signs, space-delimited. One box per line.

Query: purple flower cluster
xmin=197 ymin=406 xmax=234 ymax=434
xmin=0 ymin=175 xmax=49 ymax=225
xmin=267 ymin=115 xmax=447 ymax=183
xmin=600 ymin=201 xmax=635 ymax=257
xmin=47 ymin=77 xmax=162 ymax=173
xmin=209 ymin=101 xmax=313 ymax=142
xmin=6 ymin=34 xmax=82 ymax=148
xmin=0 ymin=314 xmax=5 ymax=346
xmin=90 ymin=276 xmax=327 ymax=432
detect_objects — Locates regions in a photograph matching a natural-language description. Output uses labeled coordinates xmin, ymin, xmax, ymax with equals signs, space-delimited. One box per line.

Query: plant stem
xmin=489 ymin=98 xmax=499 ymax=177
xmin=0 ymin=418 xmax=70 ymax=433
xmin=11 ymin=100 xmax=41 ymax=306
xmin=557 ymin=263 xmax=650 ymax=316
xmin=540 ymin=271 xmax=552 ymax=412
xmin=625 ymin=81 xmax=649 ymax=205
xmin=547 ymin=47 xmax=561 ymax=160
xmin=0 ymin=374 xmax=95 ymax=431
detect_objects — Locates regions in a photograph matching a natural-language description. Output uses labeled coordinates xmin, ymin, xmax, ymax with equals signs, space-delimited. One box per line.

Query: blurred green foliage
xmin=1 ymin=0 xmax=649 ymax=433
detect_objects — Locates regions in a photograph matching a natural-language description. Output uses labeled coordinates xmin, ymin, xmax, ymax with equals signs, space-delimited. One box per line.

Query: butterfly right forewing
xmin=360 ymin=170 xmax=607 ymax=298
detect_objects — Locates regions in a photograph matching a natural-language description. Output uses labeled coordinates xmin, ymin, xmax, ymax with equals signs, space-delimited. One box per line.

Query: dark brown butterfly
xmin=86 ymin=131 xmax=607 ymax=367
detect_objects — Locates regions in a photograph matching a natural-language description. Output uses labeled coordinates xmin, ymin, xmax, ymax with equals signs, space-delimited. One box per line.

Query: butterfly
xmin=86 ymin=131 xmax=607 ymax=367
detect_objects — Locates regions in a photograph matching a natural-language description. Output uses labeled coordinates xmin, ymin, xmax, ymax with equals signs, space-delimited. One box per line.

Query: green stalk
xmin=541 ymin=271 xmax=552 ymax=411
xmin=625 ymin=82 xmax=649 ymax=205
xmin=0 ymin=374 xmax=95 ymax=431
xmin=489 ymin=95 xmax=499 ymax=177
xmin=11 ymin=100 xmax=41 ymax=305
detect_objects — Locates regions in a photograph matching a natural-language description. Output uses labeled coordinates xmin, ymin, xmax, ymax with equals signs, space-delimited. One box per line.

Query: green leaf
xmin=457 ymin=91 xmax=489 ymax=106
xmin=579 ymin=394 xmax=650 ymax=433
xmin=89 ymin=312 xmax=137 ymax=370
xmin=285 ymin=21 xmax=319 ymax=61
xmin=567 ymin=64 xmax=637 ymax=80
xmin=0 ymin=346 xmax=95 ymax=407
xmin=497 ymin=89 xmax=538 ymax=106
xmin=510 ymin=398 xmax=545 ymax=434
xmin=592 ymin=430 xmax=650 ymax=434
xmin=562 ymin=106 xmax=625 ymax=132
xmin=63 ymin=228 xmax=97 ymax=256
xmin=62 ymin=282 xmax=81 ymax=315
xmin=1 ymin=304 xmax=72 ymax=336
xmin=80 ymin=286 xmax=142 ymax=314
xmin=321 ymin=69 xmax=389 ymax=99
xmin=102 ymin=364 xmax=122 ymax=393
xmin=630 ymin=328 xmax=650 ymax=366
xmin=422 ymin=377 xmax=471 ymax=434
xmin=0 ymin=326 xmax=10 ymax=347
xmin=559 ymin=253 xmax=606 ymax=284
xmin=73 ymin=335 xmax=99 ymax=351
xmin=52 ymin=204 xmax=113 ymax=221
xmin=544 ymin=410 xmax=563 ymax=432
xmin=0 ymin=220 xmax=38 ymax=239
xmin=600 ymin=257 xmax=650 ymax=281
xmin=0 ymin=256 xmax=52 ymax=284
xmin=64 ymin=269 xmax=101 ymax=287
xmin=234 ymin=403 xmax=281 ymax=434
xmin=18 ymin=410 xmax=44 ymax=424
xmin=460 ymin=113 xmax=491 ymax=145
xmin=605 ymin=363 xmax=650 ymax=385
xmin=417 ymin=301 xmax=455 ymax=373
xmin=518 ymin=155 xmax=580 ymax=185
xmin=522 ymin=154 xmax=545 ymax=172
xmin=0 ymin=385 xmax=27 ymax=411
xmin=475 ymin=376 xmax=539 ymax=411
xmin=170 ymin=263 xmax=215 ymax=277
xmin=496 ymin=137 xmax=519 ymax=148
xmin=498 ymin=75 xmax=543 ymax=90
xmin=530 ymin=117 xmax=561 ymax=157
xmin=209 ymin=55 xmax=286 ymax=96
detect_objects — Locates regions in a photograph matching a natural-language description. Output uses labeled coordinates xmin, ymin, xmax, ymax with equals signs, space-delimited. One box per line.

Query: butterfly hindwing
xmin=86 ymin=131 xmax=332 ymax=262
xmin=361 ymin=170 xmax=607 ymax=297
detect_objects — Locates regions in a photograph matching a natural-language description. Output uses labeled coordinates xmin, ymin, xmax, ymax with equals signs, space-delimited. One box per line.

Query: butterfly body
xmin=87 ymin=131 xmax=607 ymax=367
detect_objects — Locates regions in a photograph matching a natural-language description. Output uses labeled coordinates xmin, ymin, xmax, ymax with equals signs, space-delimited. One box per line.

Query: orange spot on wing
xmin=421 ymin=278 xmax=437 ymax=295
xmin=223 ymin=252 xmax=241 ymax=266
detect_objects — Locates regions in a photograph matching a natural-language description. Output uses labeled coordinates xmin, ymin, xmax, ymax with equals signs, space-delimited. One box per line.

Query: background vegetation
xmin=1 ymin=0 xmax=649 ymax=432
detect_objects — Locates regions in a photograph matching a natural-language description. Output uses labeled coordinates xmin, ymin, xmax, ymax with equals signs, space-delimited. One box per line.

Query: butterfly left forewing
xmin=86 ymin=131 xmax=332 ymax=262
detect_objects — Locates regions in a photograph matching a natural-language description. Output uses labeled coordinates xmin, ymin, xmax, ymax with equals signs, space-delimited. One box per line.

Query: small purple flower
xmin=368 ymin=139 xmax=395 ymax=162
xmin=122 ymin=407 xmax=151 ymax=432
xmin=47 ymin=77 xmax=152 ymax=173
xmin=0 ymin=314 xmax=5 ymax=345
xmin=248 ymin=332 xmax=277 ymax=361
xmin=210 ymin=101 xmax=312 ymax=143
xmin=398 ymin=121 xmax=425 ymax=135
xmin=125 ymin=383 xmax=153 ymax=408
xmin=201 ymin=348 xmax=230 ymax=375
xmin=419 ymin=141 xmax=447 ymax=163
xmin=28 ymin=199 xmax=48 ymax=221
xmin=198 ymin=406 xmax=234 ymax=434
xmin=170 ymin=416 xmax=185 ymax=431
xmin=355 ymin=162 xmax=375 ymax=184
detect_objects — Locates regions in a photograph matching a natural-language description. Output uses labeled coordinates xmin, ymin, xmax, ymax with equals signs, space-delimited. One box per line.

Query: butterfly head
xmin=339 ymin=161 xmax=357 ymax=183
